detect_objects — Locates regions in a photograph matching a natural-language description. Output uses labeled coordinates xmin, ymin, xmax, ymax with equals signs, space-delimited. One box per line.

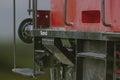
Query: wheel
xmin=18 ymin=18 xmax=33 ymax=44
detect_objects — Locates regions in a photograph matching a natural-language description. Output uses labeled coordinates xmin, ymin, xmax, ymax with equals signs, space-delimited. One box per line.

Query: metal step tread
xmin=12 ymin=68 xmax=44 ymax=77
xmin=77 ymin=52 xmax=106 ymax=60
xmin=35 ymin=50 xmax=45 ymax=53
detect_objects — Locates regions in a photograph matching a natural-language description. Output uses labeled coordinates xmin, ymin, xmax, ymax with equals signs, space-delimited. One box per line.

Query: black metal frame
xmin=54 ymin=38 xmax=75 ymax=63
xmin=106 ymin=41 xmax=115 ymax=80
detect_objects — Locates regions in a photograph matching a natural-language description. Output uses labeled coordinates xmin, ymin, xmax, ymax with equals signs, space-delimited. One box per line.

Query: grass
xmin=0 ymin=42 xmax=50 ymax=80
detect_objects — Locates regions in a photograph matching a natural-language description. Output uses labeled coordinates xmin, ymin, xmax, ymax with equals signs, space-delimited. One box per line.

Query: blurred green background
xmin=0 ymin=42 xmax=50 ymax=80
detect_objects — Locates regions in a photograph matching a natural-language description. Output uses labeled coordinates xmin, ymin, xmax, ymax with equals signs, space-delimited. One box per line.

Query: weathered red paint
xmin=37 ymin=10 xmax=50 ymax=28
xmin=50 ymin=0 xmax=120 ymax=32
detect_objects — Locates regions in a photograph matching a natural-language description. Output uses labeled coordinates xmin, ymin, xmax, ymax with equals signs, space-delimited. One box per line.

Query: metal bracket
xmin=64 ymin=0 xmax=73 ymax=26
xmin=101 ymin=0 xmax=111 ymax=27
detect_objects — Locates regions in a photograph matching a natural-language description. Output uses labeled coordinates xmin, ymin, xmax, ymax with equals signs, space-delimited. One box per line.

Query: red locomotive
xmin=13 ymin=0 xmax=120 ymax=80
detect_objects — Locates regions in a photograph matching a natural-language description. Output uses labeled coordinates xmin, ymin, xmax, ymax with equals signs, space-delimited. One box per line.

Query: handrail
xmin=13 ymin=0 xmax=16 ymax=69
xmin=101 ymin=0 xmax=111 ymax=27
xmin=32 ymin=0 xmax=37 ymax=76
xmin=64 ymin=0 xmax=73 ymax=26
xmin=33 ymin=0 xmax=37 ymax=29
xmin=28 ymin=0 xmax=32 ymax=15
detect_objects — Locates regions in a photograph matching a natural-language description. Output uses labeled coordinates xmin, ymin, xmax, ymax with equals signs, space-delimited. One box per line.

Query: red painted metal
xmin=36 ymin=0 xmax=120 ymax=32
xmin=50 ymin=0 xmax=76 ymax=28
xmin=110 ymin=0 xmax=120 ymax=32
xmin=37 ymin=10 xmax=50 ymax=28
xmin=51 ymin=0 xmax=64 ymax=27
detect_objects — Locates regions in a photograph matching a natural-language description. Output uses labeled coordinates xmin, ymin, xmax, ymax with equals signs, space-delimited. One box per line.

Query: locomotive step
xmin=35 ymin=50 xmax=45 ymax=53
xmin=77 ymin=52 xmax=106 ymax=60
xmin=12 ymin=68 xmax=44 ymax=77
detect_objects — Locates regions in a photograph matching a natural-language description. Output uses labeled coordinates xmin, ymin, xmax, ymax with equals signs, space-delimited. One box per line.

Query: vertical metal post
xmin=13 ymin=0 xmax=16 ymax=69
xmin=32 ymin=0 xmax=37 ymax=76
xmin=76 ymin=40 xmax=84 ymax=80
xmin=106 ymin=41 xmax=115 ymax=80
xmin=114 ymin=43 xmax=117 ymax=79
xmin=50 ymin=68 xmax=55 ymax=80
xmin=33 ymin=0 xmax=37 ymax=29
xmin=28 ymin=0 xmax=32 ymax=15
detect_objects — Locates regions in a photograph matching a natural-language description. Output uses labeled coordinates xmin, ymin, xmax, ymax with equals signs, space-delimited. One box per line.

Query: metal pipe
xmin=64 ymin=0 xmax=73 ymax=26
xmin=13 ymin=0 xmax=16 ymax=68
xmin=32 ymin=0 xmax=37 ymax=76
xmin=28 ymin=0 xmax=32 ymax=15
xmin=101 ymin=0 xmax=111 ymax=27
xmin=33 ymin=0 xmax=37 ymax=29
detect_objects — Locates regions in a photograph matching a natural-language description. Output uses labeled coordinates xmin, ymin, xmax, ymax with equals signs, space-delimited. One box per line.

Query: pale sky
xmin=0 ymin=0 xmax=50 ymax=42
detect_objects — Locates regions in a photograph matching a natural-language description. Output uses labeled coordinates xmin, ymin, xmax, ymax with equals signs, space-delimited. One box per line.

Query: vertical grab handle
xmin=28 ymin=0 xmax=32 ymax=15
xmin=101 ymin=0 xmax=111 ymax=27
xmin=64 ymin=0 xmax=73 ymax=26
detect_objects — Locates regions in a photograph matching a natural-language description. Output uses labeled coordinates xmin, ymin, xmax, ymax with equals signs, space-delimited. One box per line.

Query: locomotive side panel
xmin=73 ymin=0 xmax=108 ymax=31
xmin=51 ymin=0 xmax=64 ymax=27
xmin=110 ymin=0 xmax=120 ymax=31
xmin=50 ymin=0 xmax=115 ymax=32
xmin=50 ymin=0 xmax=76 ymax=28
